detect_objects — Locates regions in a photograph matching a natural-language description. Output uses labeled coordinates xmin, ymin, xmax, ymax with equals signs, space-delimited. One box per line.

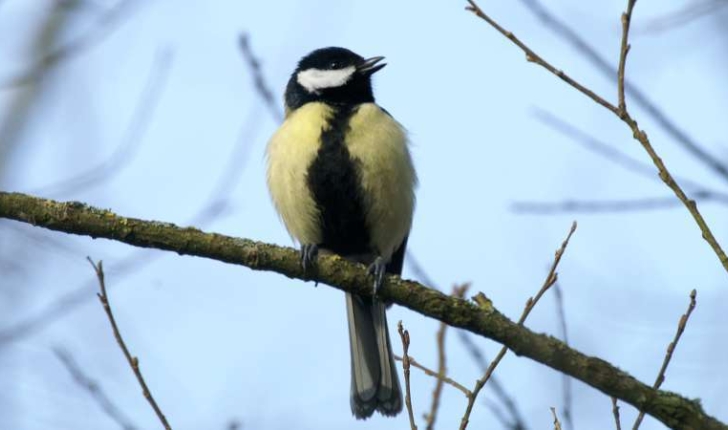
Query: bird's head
xmin=285 ymin=47 xmax=386 ymax=111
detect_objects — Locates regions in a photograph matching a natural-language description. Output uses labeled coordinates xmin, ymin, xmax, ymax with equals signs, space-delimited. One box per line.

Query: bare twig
xmin=553 ymin=282 xmax=572 ymax=430
xmin=617 ymin=0 xmax=638 ymax=115
xmin=459 ymin=222 xmax=577 ymax=430
xmin=89 ymin=258 xmax=172 ymax=430
xmin=551 ymin=407 xmax=563 ymax=430
xmin=465 ymin=1 xmax=618 ymax=116
xmin=518 ymin=0 xmax=728 ymax=183
xmin=397 ymin=321 xmax=418 ymax=430
xmin=394 ymin=354 xmax=471 ymax=397
xmin=612 ymin=398 xmax=623 ymax=430
xmin=32 ymin=49 xmax=173 ymax=196
xmin=54 ymin=347 xmax=138 ymax=430
xmin=632 ymin=289 xmax=698 ymax=430
xmin=465 ymin=0 xmax=728 ymax=274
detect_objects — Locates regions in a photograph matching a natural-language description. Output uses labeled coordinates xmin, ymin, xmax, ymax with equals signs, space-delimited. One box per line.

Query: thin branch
xmin=617 ymin=0 xmax=637 ymax=115
xmin=465 ymin=1 xmax=618 ymax=116
xmin=518 ymin=0 xmax=728 ymax=184
xmin=0 ymin=0 xmax=144 ymax=89
xmin=632 ymin=289 xmax=698 ymax=430
xmin=89 ymin=258 xmax=172 ymax=430
xmin=465 ymin=0 xmax=728 ymax=274
xmin=397 ymin=321 xmax=418 ymax=430
xmin=0 ymin=193 xmax=724 ymax=430
xmin=460 ymin=222 xmax=577 ymax=430
xmin=612 ymin=398 xmax=623 ymax=430
xmin=31 ymin=49 xmax=174 ymax=196
xmin=394 ymin=354 xmax=471 ymax=397
xmin=54 ymin=347 xmax=138 ymax=430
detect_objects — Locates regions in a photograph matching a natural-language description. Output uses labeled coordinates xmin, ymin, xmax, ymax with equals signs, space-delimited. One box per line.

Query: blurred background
xmin=1 ymin=0 xmax=727 ymax=429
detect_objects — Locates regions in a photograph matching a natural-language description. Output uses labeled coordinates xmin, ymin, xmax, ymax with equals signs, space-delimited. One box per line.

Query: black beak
xmin=357 ymin=56 xmax=386 ymax=75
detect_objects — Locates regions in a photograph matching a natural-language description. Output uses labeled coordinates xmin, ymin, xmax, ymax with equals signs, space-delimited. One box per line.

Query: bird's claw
xmin=301 ymin=244 xmax=319 ymax=272
xmin=367 ymin=256 xmax=386 ymax=298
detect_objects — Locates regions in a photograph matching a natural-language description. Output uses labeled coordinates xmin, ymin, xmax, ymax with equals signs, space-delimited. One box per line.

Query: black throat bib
xmin=306 ymin=104 xmax=371 ymax=256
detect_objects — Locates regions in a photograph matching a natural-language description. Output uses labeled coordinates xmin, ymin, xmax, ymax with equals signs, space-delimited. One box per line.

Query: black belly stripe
xmin=306 ymin=104 xmax=370 ymax=255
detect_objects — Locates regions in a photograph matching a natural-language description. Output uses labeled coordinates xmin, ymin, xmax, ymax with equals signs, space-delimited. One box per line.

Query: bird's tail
xmin=346 ymin=292 xmax=403 ymax=419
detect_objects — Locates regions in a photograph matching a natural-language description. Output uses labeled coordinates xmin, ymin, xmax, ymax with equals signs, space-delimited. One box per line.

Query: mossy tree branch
xmin=0 ymin=191 xmax=723 ymax=430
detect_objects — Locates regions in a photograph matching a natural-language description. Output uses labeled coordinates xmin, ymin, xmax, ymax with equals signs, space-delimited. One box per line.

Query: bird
xmin=266 ymin=47 xmax=417 ymax=419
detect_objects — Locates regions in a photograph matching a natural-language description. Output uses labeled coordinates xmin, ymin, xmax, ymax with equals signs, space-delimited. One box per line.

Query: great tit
xmin=266 ymin=47 xmax=417 ymax=419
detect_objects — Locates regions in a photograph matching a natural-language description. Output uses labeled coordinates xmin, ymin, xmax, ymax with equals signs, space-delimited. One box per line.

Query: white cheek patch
xmin=297 ymin=66 xmax=356 ymax=93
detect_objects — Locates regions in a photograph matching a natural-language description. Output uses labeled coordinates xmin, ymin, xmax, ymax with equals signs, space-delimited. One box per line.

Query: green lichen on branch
xmin=0 ymin=191 xmax=724 ymax=430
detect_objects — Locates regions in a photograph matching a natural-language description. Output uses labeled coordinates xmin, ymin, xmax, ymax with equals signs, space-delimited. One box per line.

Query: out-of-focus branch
xmin=632 ymin=289 xmax=697 ymax=430
xmin=238 ymin=33 xmax=283 ymax=122
xmin=530 ymin=109 xmax=724 ymax=193
xmin=407 ymin=254 xmax=525 ymax=428
xmin=459 ymin=222 xmax=577 ymax=430
xmin=511 ymin=194 xmax=728 ymax=214
xmin=517 ymin=110 xmax=728 ymax=215
xmin=0 ymin=0 xmax=143 ymax=89
xmin=54 ymin=347 xmax=138 ymax=430
xmin=0 ymin=192 xmax=724 ymax=430
xmin=0 ymin=35 xmax=269 ymax=345
xmin=397 ymin=321 xmax=418 ymax=430
xmin=553 ymin=282 xmax=572 ymax=430
xmin=456 ymin=331 xmax=526 ymax=429
xmin=89 ymin=258 xmax=172 ymax=430
xmin=465 ymin=0 xmax=728 ymax=274
xmin=638 ymin=0 xmax=728 ymax=34
xmin=31 ymin=49 xmax=173 ymax=196
xmin=551 ymin=408 xmax=563 ymax=430
xmin=0 ymin=2 xmax=72 ymax=184
xmin=425 ymin=284 xmax=470 ymax=430
xmin=517 ymin=0 xmax=728 ymax=184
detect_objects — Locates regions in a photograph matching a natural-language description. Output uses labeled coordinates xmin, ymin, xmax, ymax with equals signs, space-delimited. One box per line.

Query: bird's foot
xmin=367 ymin=256 xmax=386 ymax=297
xmin=301 ymin=244 xmax=319 ymax=273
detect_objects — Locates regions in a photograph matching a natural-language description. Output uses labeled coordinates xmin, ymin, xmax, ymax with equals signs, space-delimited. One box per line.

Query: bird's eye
xmin=330 ymin=61 xmax=341 ymax=69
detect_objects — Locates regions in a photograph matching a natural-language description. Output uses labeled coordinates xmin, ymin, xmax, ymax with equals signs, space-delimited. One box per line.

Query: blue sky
xmin=1 ymin=0 xmax=727 ymax=429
